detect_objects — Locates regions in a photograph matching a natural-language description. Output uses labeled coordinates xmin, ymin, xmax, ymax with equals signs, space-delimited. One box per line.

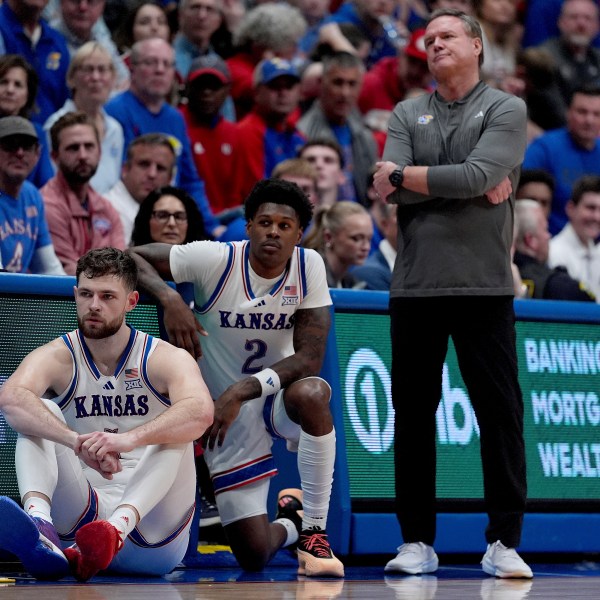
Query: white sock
xmin=298 ymin=428 xmax=335 ymax=531
xmin=108 ymin=506 xmax=138 ymax=544
xmin=23 ymin=497 xmax=53 ymax=523
xmin=274 ymin=517 xmax=299 ymax=547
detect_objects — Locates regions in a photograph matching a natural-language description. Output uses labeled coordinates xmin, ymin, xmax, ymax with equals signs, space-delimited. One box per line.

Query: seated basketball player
xmin=128 ymin=179 xmax=344 ymax=577
xmin=0 ymin=248 xmax=213 ymax=581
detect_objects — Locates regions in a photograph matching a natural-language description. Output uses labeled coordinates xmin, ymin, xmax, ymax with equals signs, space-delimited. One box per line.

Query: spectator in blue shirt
xmin=0 ymin=0 xmax=70 ymax=125
xmin=523 ymin=85 xmax=600 ymax=235
xmin=105 ymin=37 xmax=223 ymax=238
xmin=0 ymin=116 xmax=64 ymax=274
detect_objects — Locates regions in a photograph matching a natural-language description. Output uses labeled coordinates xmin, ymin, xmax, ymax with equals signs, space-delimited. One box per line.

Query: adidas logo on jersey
xmin=103 ymin=381 xmax=115 ymax=390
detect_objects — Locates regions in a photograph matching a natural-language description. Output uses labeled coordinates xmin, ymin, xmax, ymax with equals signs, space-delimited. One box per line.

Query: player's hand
xmin=484 ymin=176 xmax=512 ymax=205
xmin=163 ymin=297 xmax=207 ymax=360
xmin=200 ymin=393 xmax=243 ymax=450
xmin=96 ymin=452 xmax=123 ymax=480
xmin=373 ymin=161 xmax=399 ymax=201
xmin=76 ymin=431 xmax=134 ymax=462
xmin=76 ymin=444 xmax=122 ymax=479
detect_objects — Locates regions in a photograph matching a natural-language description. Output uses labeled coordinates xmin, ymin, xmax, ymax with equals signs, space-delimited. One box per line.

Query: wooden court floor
xmin=2 ymin=559 xmax=600 ymax=599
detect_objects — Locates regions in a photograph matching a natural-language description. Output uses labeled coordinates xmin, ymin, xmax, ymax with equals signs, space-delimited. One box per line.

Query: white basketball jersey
xmin=53 ymin=327 xmax=170 ymax=469
xmin=170 ymin=240 xmax=332 ymax=399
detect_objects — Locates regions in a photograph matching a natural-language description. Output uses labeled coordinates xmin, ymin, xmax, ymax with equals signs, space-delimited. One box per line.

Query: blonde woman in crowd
xmin=43 ymin=42 xmax=124 ymax=194
xmin=303 ymin=200 xmax=373 ymax=288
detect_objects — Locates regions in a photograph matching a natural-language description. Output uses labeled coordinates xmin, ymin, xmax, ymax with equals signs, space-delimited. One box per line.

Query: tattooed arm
xmin=275 ymin=306 xmax=331 ymax=381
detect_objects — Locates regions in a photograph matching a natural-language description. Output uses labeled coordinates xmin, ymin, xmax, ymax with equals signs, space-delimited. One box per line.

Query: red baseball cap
xmin=404 ymin=29 xmax=427 ymax=62
xmin=187 ymin=54 xmax=231 ymax=85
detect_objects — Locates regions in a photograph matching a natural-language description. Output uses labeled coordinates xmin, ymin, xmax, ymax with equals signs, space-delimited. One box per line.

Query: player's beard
xmin=78 ymin=312 xmax=125 ymax=339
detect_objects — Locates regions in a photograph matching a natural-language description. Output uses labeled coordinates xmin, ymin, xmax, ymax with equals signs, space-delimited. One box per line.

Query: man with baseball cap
xmin=181 ymin=54 xmax=239 ymax=215
xmin=359 ymin=29 xmax=433 ymax=114
xmin=230 ymin=58 xmax=305 ymax=206
xmin=0 ymin=116 xmax=64 ymax=274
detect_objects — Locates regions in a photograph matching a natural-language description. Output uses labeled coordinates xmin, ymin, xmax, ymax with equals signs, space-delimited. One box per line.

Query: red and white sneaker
xmin=64 ymin=520 xmax=123 ymax=582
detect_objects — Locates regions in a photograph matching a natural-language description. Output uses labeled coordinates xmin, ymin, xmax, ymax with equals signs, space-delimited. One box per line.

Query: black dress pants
xmin=389 ymin=295 xmax=527 ymax=548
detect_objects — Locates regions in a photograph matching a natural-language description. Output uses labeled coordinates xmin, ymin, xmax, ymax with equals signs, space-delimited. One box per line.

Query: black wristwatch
xmin=389 ymin=167 xmax=405 ymax=188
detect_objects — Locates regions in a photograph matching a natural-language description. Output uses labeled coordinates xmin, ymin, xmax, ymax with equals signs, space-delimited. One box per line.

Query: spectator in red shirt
xmin=180 ymin=54 xmax=239 ymax=216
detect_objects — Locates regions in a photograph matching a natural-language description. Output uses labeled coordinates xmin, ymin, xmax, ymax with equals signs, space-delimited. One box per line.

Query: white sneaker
xmin=384 ymin=542 xmax=439 ymax=574
xmin=481 ymin=541 xmax=533 ymax=579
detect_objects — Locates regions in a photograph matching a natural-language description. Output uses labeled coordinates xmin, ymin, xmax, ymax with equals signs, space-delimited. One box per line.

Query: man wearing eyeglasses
xmin=105 ymin=37 xmax=224 ymax=240
xmin=0 ymin=116 xmax=64 ymax=274
xmin=41 ymin=111 xmax=125 ymax=275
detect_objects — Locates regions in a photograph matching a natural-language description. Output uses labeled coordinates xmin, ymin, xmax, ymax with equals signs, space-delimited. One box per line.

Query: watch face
xmin=389 ymin=169 xmax=404 ymax=187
